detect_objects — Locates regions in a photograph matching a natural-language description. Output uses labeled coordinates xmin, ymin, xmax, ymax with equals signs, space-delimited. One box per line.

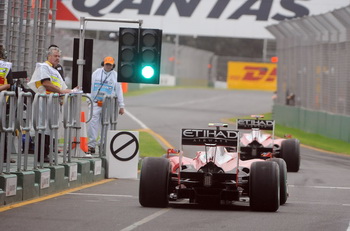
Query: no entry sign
xmin=110 ymin=131 xmax=139 ymax=161
xmin=107 ymin=131 xmax=139 ymax=179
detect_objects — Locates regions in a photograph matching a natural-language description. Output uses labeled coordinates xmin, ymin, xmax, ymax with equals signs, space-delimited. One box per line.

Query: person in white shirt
xmin=87 ymin=56 xmax=125 ymax=154
xmin=28 ymin=46 xmax=73 ymax=162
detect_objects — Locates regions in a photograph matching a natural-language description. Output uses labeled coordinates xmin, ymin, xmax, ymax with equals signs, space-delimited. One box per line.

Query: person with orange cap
xmin=87 ymin=56 xmax=125 ymax=154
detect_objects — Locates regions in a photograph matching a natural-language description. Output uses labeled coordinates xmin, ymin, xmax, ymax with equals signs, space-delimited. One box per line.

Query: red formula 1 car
xmin=237 ymin=115 xmax=300 ymax=172
xmin=139 ymin=123 xmax=288 ymax=212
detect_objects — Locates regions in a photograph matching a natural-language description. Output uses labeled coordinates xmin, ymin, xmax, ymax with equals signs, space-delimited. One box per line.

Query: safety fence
xmin=0 ymin=90 xmax=119 ymax=205
xmin=0 ymin=0 xmax=56 ymax=75
xmin=266 ymin=6 xmax=350 ymax=142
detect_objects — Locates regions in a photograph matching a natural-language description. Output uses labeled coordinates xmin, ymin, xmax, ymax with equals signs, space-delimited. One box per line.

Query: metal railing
xmin=0 ymin=92 xmax=120 ymax=175
xmin=15 ymin=92 xmax=32 ymax=171
xmin=267 ymin=6 xmax=350 ymax=116
xmin=0 ymin=91 xmax=16 ymax=173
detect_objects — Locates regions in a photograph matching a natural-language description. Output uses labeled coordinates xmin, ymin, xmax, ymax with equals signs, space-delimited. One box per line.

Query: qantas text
xmin=72 ymin=0 xmax=309 ymax=21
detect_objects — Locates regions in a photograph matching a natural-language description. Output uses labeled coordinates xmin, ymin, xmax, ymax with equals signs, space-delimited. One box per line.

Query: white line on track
xmin=120 ymin=208 xmax=171 ymax=231
xmin=289 ymin=185 xmax=350 ymax=190
xmin=347 ymin=220 xmax=350 ymax=231
xmin=125 ymin=109 xmax=149 ymax=129
xmin=165 ymin=95 xmax=227 ymax=107
xmin=68 ymin=192 xmax=135 ymax=198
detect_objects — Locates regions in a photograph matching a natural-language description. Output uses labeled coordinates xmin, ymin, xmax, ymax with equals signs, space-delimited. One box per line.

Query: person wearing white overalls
xmin=87 ymin=56 xmax=125 ymax=154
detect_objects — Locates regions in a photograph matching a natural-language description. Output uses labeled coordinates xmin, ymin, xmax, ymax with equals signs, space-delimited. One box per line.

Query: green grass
xmin=139 ymin=131 xmax=166 ymax=157
xmin=228 ymin=113 xmax=350 ymax=155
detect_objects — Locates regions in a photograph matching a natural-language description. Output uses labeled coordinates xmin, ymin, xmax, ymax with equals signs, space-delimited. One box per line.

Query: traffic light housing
xmin=117 ymin=27 xmax=162 ymax=84
xmin=117 ymin=28 xmax=139 ymax=83
xmin=138 ymin=28 xmax=162 ymax=84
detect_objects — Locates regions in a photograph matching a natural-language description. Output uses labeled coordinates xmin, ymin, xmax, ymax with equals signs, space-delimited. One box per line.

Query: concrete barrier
xmin=0 ymin=174 xmax=22 ymax=205
xmin=273 ymin=104 xmax=350 ymax=142
xmin=0 ymin=158 xmax=107 ymax=206
xmin=15 ymin=171 xmax=38 ymax=201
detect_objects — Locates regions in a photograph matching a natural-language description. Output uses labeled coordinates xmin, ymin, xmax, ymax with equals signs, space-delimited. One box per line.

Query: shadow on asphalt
xmin=169 ymin=200 xmax=251 ymax=212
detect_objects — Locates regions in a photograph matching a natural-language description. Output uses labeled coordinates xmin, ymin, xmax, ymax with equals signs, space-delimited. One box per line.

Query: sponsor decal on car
xmin=182 ymin=129 xmax=238 ymax=146
xmin=237 ymin=119 xmax=275 ymax=130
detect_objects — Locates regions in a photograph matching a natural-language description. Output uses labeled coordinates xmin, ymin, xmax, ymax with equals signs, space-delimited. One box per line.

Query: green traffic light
xmin=141 ymin=66 xmax=155 ymax=79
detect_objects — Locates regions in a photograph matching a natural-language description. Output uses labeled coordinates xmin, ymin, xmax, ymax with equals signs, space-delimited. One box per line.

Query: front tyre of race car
xmin=269 ymin=158 xmax=288 ymax=205
xmin=139 ymin=157 xmax=170 ymax=208
xmin=280 ymin=139 xmax=300 ymax=172
xmin=250 ymin=161 xmax=280 ymax=212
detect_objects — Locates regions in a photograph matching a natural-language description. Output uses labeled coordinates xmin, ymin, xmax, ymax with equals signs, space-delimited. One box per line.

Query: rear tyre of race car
xmin=269 ymin=158 xmax=288 ymax=205
xmin=139 ymin=157 xmax=170 ymax=208
xmin=280 ymin=139 xmax=300 ymax=172
xmin=250 ymin=161 xmax=280 ymax=212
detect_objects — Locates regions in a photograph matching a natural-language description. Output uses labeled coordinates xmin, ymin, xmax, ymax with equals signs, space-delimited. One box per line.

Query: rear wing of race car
xmin=236 ymin=118 xmax=275 ymax=131
xmin=181 ymin=127 xmax=239 ymax=150
xmin=236 ymin=116 xmax=275 ymax=144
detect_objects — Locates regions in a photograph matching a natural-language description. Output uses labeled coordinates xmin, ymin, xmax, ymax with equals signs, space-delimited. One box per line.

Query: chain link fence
xmin=267 ymin=6 xmax=350 ymax=142
xmin=267 ymin=6 xmax=350 ymax=116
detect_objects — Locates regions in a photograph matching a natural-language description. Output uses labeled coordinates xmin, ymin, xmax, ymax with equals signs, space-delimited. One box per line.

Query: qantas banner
xmin=227 ymin=61 xmax=277 ymax=91
xmin=53 ymin=0 xmax=349 ymax=39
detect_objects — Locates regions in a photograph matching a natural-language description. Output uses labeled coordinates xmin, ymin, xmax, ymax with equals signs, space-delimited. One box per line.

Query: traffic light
xmin=138 ymin=28 xmax=162 ymax=84
xmin=117 ymin=27 xmax=162 ymax=84
xmin=117 ymin=28 xmax=139 ymax=83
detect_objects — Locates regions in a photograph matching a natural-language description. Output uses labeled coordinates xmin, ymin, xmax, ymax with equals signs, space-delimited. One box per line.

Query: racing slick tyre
xmin=139 ymin=157 xmax=170 ymax=208
xmin=280 ymin=139 xmax=300 ymax=172
xmin=269 ymin=158 xmax=288 ymax=205
xmin=250 ymin=161 xmax=280 ymax=212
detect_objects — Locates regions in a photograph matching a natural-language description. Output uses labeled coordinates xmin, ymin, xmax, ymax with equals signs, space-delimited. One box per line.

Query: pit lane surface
xmin=1 ymin=88 xmax=349 ymax=231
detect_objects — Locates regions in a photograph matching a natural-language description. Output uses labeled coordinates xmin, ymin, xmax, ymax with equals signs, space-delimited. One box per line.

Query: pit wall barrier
xmin=0 ymin=158 xmax=106 ymax=206
xmin=273 ymin=104 xmax=350 ymax=143
xmin=0 ymin=91 xmax=120 ymax=206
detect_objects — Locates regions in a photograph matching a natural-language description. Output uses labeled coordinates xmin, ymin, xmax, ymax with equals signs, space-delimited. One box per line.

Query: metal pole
xmin=32 ymin=0 xmax=39 ymax=66
xmin=24 ymin=0 xmax=32 ymax=73
xmin=50 ymin=0 xmax=57 ymax=45
xmin=5 ymin=0 xmax=12 ymax=59
xmin=0 ymin=0 xmax=6 ymax=45
xmin=174 ymin=34 xmax=179 ymax=80
xmin=262 ymin=38 xmax=267 ymax=62
xmin=17 ymin=0 xmax=24 ymax=70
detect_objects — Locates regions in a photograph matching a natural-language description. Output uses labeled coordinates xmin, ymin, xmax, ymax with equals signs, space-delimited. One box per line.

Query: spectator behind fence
xmin=28 ymin=46 xmax=73 ymax=162
xmin=286 ymin=89 xmax=295 ymax=106
xmin=0 ymin=45 xmax=15 ymax=163
xmin=87 ymin=56 xmax=125 ymax=154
